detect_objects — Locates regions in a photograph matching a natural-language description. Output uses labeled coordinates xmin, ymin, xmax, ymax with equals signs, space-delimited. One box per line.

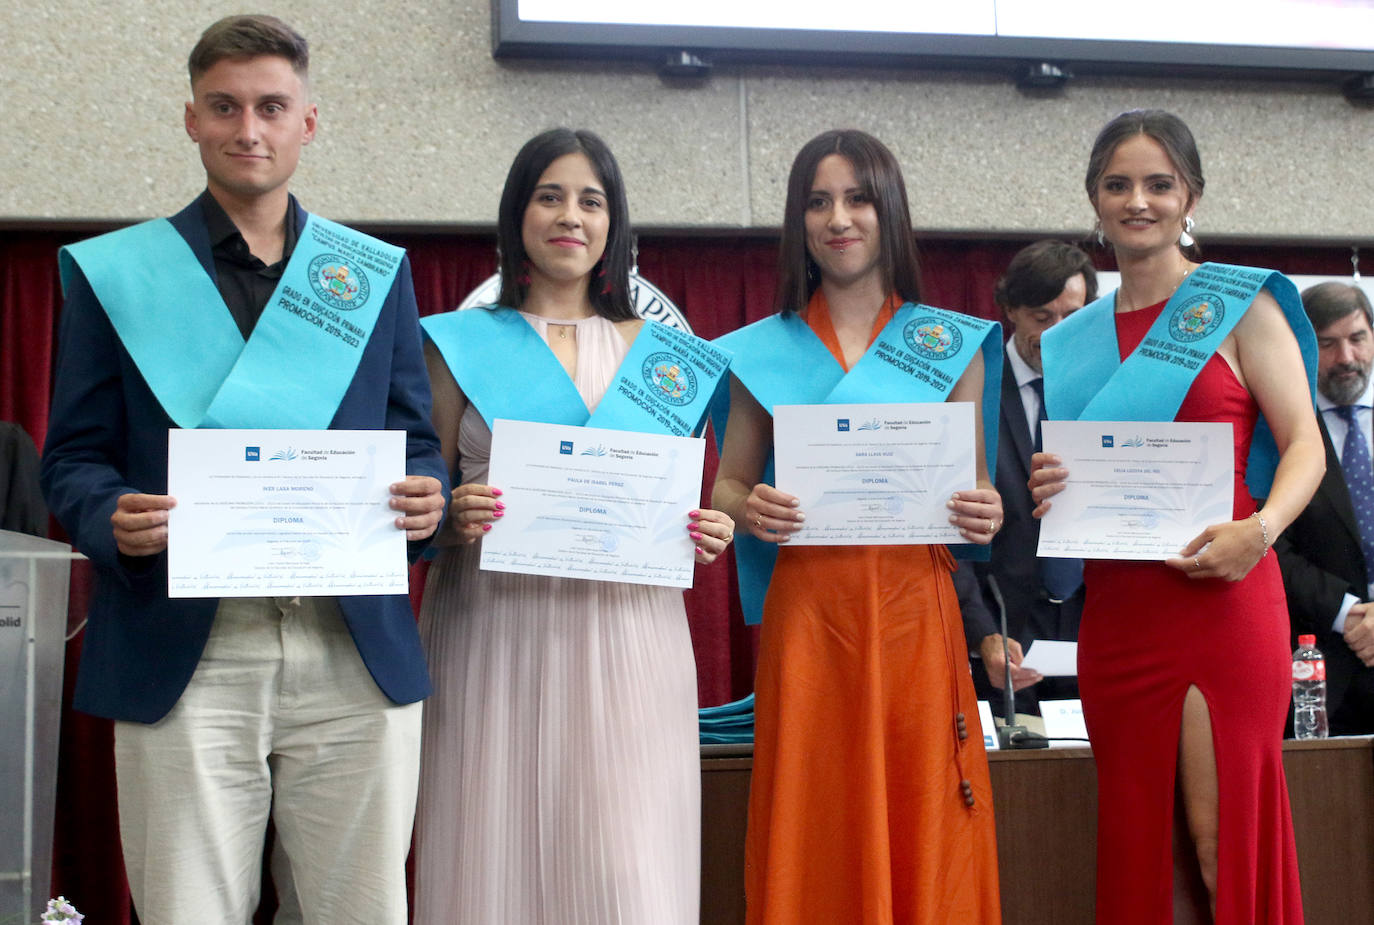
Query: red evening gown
xmin=1078 ymin=302 xmax=1304 ymax=923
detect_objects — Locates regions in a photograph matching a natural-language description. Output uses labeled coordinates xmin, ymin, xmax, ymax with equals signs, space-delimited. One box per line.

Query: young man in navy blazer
xmin=40 ymin=15 xmax=447 ymax=923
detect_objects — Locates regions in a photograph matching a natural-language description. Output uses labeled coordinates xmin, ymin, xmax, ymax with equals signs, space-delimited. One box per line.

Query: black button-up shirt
xmin=199 ymin=190 xmax=299 ymax=340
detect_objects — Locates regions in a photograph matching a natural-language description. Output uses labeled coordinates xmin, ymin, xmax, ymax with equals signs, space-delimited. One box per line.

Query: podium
xmin=0 ymin=531 xmax=76 ymax=922
xmin=701 ymin=738 xmax=1374 ymax=924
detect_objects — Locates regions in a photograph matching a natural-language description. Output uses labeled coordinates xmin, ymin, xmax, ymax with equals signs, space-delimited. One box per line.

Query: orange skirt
xmin=745 ymin=545 xmax=1001 ymax=925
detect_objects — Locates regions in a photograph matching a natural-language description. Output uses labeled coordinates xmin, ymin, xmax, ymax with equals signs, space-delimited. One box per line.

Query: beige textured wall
xmin=4 ymin=0 xmax=1372 ymax=240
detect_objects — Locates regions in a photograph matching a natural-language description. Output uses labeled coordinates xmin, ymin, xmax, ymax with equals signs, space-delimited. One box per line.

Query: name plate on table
xmin=1041 ymin=699 xmax=1089 ymax=746
xmin=167 ymin=428 xmax=407 ymax=597
xmin=1037 ymin=420 xmax=1233 ymax=560
xmin=481 ymin=419 xmax=706 ymax=588
xmin=773 ymin=401 xmax=975 ymax=545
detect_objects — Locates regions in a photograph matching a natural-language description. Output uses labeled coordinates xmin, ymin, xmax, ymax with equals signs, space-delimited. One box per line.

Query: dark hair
xmin=994 ymin=241 xmax=1099 ymax=312
xmin=495 ymin=129 xmax=635 ymax=321
xmin=775 ymin=130 xmax=922 ymax=315
xmin=1084 ymin=109 xmax=1204 ymax=258
xmin=188 ymin=15 xmax=309 ymax=84
xmin=1302 ymin=281 xmax=1374 ymax=333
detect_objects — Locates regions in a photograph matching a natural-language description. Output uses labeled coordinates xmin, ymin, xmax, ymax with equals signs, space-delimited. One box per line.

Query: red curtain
xmin=2 ymin=225 xmax=1355 ymax=919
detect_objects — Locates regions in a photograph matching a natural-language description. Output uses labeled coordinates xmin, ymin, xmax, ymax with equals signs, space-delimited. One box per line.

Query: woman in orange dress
xmin=712 ymin=129 xmax=1004 ymax=924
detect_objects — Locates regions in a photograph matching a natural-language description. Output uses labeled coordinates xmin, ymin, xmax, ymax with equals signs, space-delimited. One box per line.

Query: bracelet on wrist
xmin=1251 ymin=511 xmax=1270 ymax=555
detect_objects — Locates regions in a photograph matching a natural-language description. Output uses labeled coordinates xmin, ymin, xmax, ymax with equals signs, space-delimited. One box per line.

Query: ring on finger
xmin=1193 ymin=556 xmax=1201 ymax=570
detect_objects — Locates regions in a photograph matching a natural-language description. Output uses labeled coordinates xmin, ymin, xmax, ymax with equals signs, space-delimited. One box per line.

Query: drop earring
xmin=1094 ymin=221 xmax=1106 ymax=247
xmin=1179 ymin=215 xmax=1196 ymax=248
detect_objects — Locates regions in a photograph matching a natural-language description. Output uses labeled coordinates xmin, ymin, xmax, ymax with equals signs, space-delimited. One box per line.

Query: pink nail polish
xmin=491 ymin=488 xmax=503 ymax=496
xmin=690 ymin=531 xmax=703 ymax=540
xmin=695 ymin=546 xmax=705 ymax=555
xmin=494 ymin=501 xmax=506 ymax=511
xmin=482 ymin=523 xmax=492 ymax=532
xmin=689 ymin=510 xmax=701 ymax=518
xmin=688 ymin=521 xmax=700 ymax=531
xmin=493 ymin=511 xmax=504 ymax=518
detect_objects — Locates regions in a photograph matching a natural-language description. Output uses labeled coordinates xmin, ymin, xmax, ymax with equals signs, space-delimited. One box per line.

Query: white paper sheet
xmin=167 ymin=428 xmax=406 ymax=597
xmin=773 ymin=402 xmax=976 ymax=545
xmin=1021 ymin=640 xmax=1078 ymax=677
xmin=1037 ymin=420 xmax=1233 ymax=560
xmin=480 ymin=419 xmax=705 ymax=588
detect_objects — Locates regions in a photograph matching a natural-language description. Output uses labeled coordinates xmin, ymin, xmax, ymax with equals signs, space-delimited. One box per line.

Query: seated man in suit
xmin=40 ymin=15 xmax=448 ymax=922
xmin=964 ymin=241 xmax=1097 ymax=714
xmin=1275 ymin=281 xmax=1374 ymax=735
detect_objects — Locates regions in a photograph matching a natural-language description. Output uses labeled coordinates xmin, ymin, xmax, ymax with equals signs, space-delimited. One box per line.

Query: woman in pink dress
xmin=412 ymin=128 xmax=735 ymax=922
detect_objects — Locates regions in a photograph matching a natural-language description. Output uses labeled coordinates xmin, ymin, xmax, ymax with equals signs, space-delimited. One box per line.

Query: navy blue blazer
xmin=1273 ymin=414 xmax=1373 ymax=733
xmin=40 ymin=196 xmax=448 ymax=723
xmin=965 ymin=355 xmax=1083 ymax=709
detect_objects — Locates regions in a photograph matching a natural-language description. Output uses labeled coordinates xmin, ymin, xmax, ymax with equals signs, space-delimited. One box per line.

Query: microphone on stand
xmin=986 ymin=575 xmax=1048 ymax=750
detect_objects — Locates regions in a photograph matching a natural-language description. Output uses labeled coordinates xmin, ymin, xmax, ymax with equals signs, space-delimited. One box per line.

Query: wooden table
xmin=701 ymin=737 xmax=1374 ymax=924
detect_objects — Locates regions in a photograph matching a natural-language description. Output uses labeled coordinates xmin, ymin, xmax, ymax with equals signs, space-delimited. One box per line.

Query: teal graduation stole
xmin=59 ymin=213 xmax=402 ymax=429
xmin=421 ymin=306 xmax=732 ymax=437
xmin=712 ymin=303 xmax=1003 ymax=625
xmin=1040 ymin=262 xmax=1316 ymax=499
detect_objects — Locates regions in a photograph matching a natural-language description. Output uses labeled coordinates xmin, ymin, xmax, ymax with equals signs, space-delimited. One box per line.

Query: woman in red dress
xmin=1031 ymin=110 xmax=1324 ymax=923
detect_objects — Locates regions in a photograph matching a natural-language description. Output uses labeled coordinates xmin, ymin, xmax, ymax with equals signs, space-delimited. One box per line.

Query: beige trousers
xmin=114 ymin=596 xmax=422 ymax=925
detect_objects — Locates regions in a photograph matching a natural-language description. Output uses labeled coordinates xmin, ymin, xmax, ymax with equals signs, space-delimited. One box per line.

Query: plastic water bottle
xmin=1292 ymin=634 xmax=1328 ymax=740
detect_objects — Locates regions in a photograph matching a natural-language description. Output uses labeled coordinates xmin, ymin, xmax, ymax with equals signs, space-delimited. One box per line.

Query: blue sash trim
xmin=205 ymin=215 xmax=402 ymax=428
xmin=59 ymin=219 xmax=243 ymax=428
xmin=712 ymin=305 xmax=1002 ymax=625
xmin=828 ymin=303 xmax=1002 ymax=480
xmin=1040 ymin=262 xmax=1316 ymax=499
xmin=422 ymin=307 xmax=589 ymax=428
xmin=586 ymin=319 xmax=733 ymax=436
xmin=709 ymin=314 xmax=838 ymax=626
xmin=60 ymin=214 xmax=401 ymax=429
xmin=715 ymin=313 xmax=846 ymax=413
xmin=423 ymin=308 xmax=730 ymax=438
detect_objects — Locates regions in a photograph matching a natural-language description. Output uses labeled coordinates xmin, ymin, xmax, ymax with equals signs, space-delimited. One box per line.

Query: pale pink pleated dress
xmin=413 ymin=312 xmax=701 ymax=923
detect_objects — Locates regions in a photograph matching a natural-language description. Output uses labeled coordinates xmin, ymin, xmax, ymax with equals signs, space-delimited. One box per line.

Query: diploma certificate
xmin=167 ymin=429 xmax=407 ymax=597
xmin=1037 ymin=420 xmax=1234 ymax=560
xmin=481 ymin=419 xmax=705 ymax=588
xmin=773 ymin=402 xmax=975 ymax=545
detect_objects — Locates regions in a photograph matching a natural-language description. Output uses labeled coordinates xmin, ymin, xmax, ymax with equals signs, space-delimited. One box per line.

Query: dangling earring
xmin=630 ymin=236 xmax=640 ymax=277
xmin=1179 ymin=215 xmax=1196 ymax=248
xmin=1094 ymin=220 xmax=1106 ymax=247
xmin=519 ymin=258 xmax=532 ymax=287
xmin=805 ymin=255 xmax=820 ymax=285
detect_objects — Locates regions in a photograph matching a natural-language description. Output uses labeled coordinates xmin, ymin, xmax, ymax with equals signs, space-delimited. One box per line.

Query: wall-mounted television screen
xmin=492 ymin=0 xmax=1374 ymax=79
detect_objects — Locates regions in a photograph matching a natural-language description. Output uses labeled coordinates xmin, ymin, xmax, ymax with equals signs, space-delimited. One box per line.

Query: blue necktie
xmin=1030 ymin=377 xmax=1083 ymax=602
xmin=1030 ymin=376 xmax=1047 ymax=453
xmin=1336 ymin=404 xmax=1374 ymax=570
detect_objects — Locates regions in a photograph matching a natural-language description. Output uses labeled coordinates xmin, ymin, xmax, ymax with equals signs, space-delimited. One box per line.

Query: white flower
xmin=40 ymin=897 xmax=84 ymax=923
